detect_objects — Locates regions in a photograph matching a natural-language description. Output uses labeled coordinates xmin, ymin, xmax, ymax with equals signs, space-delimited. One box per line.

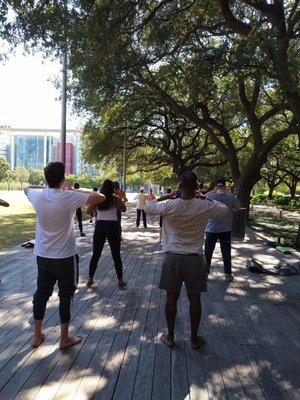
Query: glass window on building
xmin=14 ymin=135 xmax=44 ymax=169
xmin=46 ymin=136 xmax=59 ymax=163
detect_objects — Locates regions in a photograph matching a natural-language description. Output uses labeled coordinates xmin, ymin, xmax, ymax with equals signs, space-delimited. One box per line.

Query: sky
xmin=0 ymin=46 xmax=81 ymax=130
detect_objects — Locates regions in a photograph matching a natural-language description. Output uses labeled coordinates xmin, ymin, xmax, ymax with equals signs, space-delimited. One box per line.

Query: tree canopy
xmin=1 ymin=1 xmax=299 ymax=210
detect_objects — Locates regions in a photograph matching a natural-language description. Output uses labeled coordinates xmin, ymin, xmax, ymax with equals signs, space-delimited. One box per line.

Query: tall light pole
xmin=60 ymin=50 xmax=67 ymax=165
xmin=123 ymin=132 xmax=127 ymax=190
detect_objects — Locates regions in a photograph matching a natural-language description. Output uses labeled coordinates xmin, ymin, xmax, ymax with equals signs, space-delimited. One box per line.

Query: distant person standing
xmin=147 ymin=188 xmax=156 ymax=201
xmin=205 ymin=178 xmax=240 ymax=282
xmin=74 ymin=183 xmax=85 ymax=237
xmin=145 ymin=171 xmax=228 ymax=349
xmin=114 ymin=182 xmax=128 ymax=240
xmin=89 ymin=187 xmax=99 ymax=223
xmin=24 ymin=162 xmax=105 ymax=349
xmin=134 ymin=187 xmax=148 ymax=228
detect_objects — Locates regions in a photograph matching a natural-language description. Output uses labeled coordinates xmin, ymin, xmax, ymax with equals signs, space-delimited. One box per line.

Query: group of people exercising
xmin=24 ymin=161 xmax=239 ymax=350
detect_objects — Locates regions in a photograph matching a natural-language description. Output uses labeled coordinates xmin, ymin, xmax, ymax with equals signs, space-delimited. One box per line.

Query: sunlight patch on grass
xmin=0 ymin=191 xmax=36 ymax=251
xmin=248 ymin=209 xmax=299 ymax=245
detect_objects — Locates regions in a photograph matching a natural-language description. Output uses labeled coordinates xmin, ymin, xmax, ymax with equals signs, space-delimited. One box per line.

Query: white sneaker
xmin=224 ymin=274 xmax=234 ymax=282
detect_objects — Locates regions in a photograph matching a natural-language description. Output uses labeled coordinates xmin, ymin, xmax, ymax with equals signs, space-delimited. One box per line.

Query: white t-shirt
xmin=96 ymin=204 xmax=118 ymax=221
xmin=145 ymin=198 xmax=229 ymax=255
xmin=26 ymin=188 xmax=89 ymax=258
xmin=134 ymin=193 xmax=148 ymax=210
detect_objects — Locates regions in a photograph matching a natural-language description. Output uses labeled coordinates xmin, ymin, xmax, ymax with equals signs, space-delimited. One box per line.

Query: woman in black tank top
xmin=87 ymin=180 xmax=127 ymax=288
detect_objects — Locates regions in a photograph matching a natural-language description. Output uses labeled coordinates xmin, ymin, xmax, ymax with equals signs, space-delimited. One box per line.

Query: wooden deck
xmin=0 ymin=205 xmax=300 ymax=400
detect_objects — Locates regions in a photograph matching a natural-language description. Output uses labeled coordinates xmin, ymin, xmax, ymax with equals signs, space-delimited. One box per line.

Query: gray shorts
xmin=159 ymin=252 xmax=207 ymax=295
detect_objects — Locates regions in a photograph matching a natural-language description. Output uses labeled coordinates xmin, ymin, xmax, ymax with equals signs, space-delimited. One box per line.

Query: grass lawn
xmin=248 ymin=206 xmax=300 ymax=247
xmin=0 ymin=192 xmax=36 ymax=252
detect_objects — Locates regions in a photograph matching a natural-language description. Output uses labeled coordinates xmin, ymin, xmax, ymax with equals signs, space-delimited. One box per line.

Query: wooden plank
xmin=212 ymin=301 xmax=266 ymax=400
xmin=112 ymin=249 xmax=161 ymax=400
xmin=16 ymin=247 xmax=140 ymax=400
xmin=64 ymin=245 xmax=154 ymax=399
xmin=202 ymin=297 xmax=247 ymax=400
xmin=194 ymin=308 xmax=226 ymax=400
xmin=258 ymin=344 xmax=300 ymax=400
xmin=5 ymin=247 xmax=138 ymax=399
xmin=170 ymin=290 xmax=190 ymax=400
xmin=243 ymin=344 xmax=290 ymax=400
xmin=129 ymin=250 xmax=162 ymax=400
xmin=71 ymin=245 xmax=153 ymax=400
xmin=180 ymin=294 xmax=209 ymax=400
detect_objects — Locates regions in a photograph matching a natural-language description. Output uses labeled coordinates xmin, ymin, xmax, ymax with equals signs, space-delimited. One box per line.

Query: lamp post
xmin=60 ymin=50 xmax=67 ymax=165
xmin=123 ymin=132 xmax=127 ymax=190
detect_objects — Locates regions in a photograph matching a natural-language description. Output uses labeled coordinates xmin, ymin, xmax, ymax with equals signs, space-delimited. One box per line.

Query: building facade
xmin=0 ymin=127 xmax=84 ymax=175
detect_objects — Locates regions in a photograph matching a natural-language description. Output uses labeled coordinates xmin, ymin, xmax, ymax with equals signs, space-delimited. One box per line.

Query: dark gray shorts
xmin=159 ymin=252 xmax=207 ymax=295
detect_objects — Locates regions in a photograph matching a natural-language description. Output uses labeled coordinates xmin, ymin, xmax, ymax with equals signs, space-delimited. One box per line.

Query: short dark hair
xmin=73 ymin=182 xmax=80 ymax=189
xmin=44 ymin=162 xmax=65 ymax=188
xmin=180 ymin=171 xmax=198 ymax=191
xmin=215 ymin=177 xmax=226 ymax=187
xmin=114 ymin=181 xmax=120 ymax=190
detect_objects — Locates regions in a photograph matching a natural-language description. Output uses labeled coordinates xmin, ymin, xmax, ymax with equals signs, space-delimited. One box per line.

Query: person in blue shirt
xmin=204 ymin=178 xmax=240 ymax=282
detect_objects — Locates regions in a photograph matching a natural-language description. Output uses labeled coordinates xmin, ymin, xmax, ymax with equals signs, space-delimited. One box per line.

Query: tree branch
xmin=218 ymin=0 xmax=252 ymax=35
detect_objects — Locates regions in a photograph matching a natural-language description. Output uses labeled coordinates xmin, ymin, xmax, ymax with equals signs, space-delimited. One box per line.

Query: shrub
xmin=251 ymin=194 xmax=268 ymax=204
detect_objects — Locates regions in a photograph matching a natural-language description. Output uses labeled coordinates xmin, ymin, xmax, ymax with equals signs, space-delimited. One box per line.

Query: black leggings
xmin=89 ymin=221 xmax=123 ymax=279
xmin=76 ymin=207 xmax=83 ymax=234
xmin=117 ymin=209 xmax=122 ymax=239
xmin=136 ymin=209 xmax=147 ymax=227
xmin=33 ymin=254 xmax=79 ymax=324
xmin=205 ymin=231 xmax=232 ymax=275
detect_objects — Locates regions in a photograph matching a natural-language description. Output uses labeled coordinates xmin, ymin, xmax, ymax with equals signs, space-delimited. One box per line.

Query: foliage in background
xmin=262 ymin=135 xmax=300 ymax=199
xmin=0 ymin=157 xmax=10 ymax=181
xmin=251 ymin=193 xmax=300 ymax=212
xmin=249 ymin=208 xmax=299 ymax=246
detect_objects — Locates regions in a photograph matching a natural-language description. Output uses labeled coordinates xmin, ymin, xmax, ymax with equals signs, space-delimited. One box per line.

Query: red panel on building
xmin=55 ymin=142 xmax=74 ymax=174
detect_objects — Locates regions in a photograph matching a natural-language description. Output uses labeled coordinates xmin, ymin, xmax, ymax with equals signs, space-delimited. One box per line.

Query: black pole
xmin=123 ymin=132 xmax=127 ymax=190
xmin=60 ymin=51 xmax=67 ymax=164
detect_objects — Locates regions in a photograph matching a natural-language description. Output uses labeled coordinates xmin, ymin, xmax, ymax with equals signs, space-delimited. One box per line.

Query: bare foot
xmin=86 ymin=278 xmax=94 ymax=287
xmin=60 ymin=335 xmax=82 ymax=350
xmin=161 ymin=334 xmax=174 ymax=348
xmin=118 ymin=279 xmax=127 ymax=288
xmin=191 ymin=336 xmax=205 ymax=349
xmin=32 ymin=334 xmax=45 ymax=348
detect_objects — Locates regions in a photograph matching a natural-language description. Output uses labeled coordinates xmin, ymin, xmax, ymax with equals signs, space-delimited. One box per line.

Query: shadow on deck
xmin=0 ymin=204 xmax=299 ymax=400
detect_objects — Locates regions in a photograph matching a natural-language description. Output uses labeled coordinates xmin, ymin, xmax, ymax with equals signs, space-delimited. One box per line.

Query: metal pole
xmin=296 ymin=224 xmax=300 ymax=249
xmin=60 ymin=50 xmax=67 ymax=164
xmin=123 ymin=132 xmax=127 ymax=190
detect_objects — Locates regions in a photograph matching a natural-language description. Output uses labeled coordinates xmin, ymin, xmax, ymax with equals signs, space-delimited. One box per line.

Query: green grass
xmin=248 ymin=209 xmax=299 ymax=247
xmin=0 ymin=203 xmax=36 ymax=252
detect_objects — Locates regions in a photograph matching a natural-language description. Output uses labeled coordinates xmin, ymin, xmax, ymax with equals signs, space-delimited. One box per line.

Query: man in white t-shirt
xmin=134 ymin=187 xmax=148 ymax=228
xmin=25 ymin=162 xmax=105 ymax=350
xmin=145 ymin=171 xmax=228 ymax=349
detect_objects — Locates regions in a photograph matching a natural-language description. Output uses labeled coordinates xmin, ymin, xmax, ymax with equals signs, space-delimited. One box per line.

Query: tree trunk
xmin=290 ymin=178 xmax=298 ymax=199
xmin=236 ymin=164 xmax=262 ymax=220
xmin=236 ymin=182 xmax=252 ymax=221
xmin=268 ymin=183 xmax=275 ymax=200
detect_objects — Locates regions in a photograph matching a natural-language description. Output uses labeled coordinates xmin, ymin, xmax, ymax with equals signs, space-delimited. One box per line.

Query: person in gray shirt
xmin=204 ymin=178 xmax=240 ymax=281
